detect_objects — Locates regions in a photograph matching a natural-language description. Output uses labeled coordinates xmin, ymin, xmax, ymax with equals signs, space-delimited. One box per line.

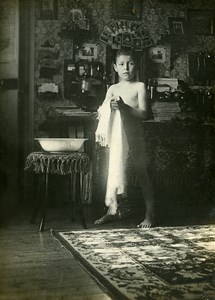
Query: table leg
xmin=68 ymin=173 xmax=75 ymax=222
xmin=77 ymin=172 xmax=87 ymax=229
xmin=30 ymin=174 xmax=41 ymax=224
xmin=39 ymin=173 xmax=48 ymax=232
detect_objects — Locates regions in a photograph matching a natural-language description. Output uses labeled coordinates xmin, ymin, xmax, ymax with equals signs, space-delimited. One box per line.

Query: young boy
xmin=95 ymin=48 xmax=154 ymax=228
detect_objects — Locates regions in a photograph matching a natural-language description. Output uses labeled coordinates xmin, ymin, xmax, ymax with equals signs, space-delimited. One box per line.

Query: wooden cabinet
xmin=94 ymin=121 xmax=215 ymax=218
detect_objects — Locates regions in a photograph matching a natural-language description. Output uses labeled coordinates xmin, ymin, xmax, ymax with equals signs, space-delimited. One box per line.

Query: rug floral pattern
xmin=53 ymin=225 xmax=215 ymax=300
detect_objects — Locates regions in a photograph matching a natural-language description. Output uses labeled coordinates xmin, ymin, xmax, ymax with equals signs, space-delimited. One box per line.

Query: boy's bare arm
xmin=103 ymin=85 xmax=114 ymax=103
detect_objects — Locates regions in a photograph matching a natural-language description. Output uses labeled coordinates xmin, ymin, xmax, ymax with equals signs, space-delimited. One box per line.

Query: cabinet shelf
xmin=58 ymin=29 xmax=93 ymax=40
xmin=71 ymin=78 xmax=104 ymax=86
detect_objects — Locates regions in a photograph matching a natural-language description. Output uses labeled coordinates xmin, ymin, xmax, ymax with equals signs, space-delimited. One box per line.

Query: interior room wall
xmin=0 ymin=0 xmax=19 ymax=216
xmin=33 ymin=0 xmax=215 ymax=136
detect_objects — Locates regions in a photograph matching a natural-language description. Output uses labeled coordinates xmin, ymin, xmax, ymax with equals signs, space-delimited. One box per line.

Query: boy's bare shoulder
xmin=131 ymin=81 xmax=145 ymax=92
xmin=111 ymin=83 xmax=120 ymax=87
xmin=108 ymin=83 xmax=119 ymax=93
xmin=106 ymin=84 xmax=116 ymax=96
xmin=136 ymin=81 xmax=145 ymax=88
xmin=108 ymin=83 xmax=118 ymax=90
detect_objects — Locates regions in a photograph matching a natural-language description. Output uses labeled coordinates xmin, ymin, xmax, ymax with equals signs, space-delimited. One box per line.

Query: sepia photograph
xmin=112 ymin=35 xmax=121 ymax=49
xmin=0 ymin=1 xmax=215 ymax=300
xmin=149 ymin=46 xmax=166 ymax=63
xmin=122 ymin=33 xmax=132 ymax=47
xmin=40 ymin=0 xmax=58 ymax=20
xmin=132 ymin=37 xmax=142 ymax=50
xmin=168 ymin=17 xmax=186 ymax=35
xmin=78 ymin=43 xmax=98 ymax=60
xmin=70 ymin=8 xmax=83 ymax=22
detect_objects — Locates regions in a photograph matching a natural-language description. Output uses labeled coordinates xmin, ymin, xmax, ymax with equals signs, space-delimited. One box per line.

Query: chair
xmin=25 ymin=151 xmax=92 ymax=231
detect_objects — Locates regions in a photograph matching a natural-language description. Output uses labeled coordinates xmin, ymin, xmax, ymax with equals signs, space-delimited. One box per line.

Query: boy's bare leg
xmin=94 ymin=205 xmax=118 ymax=225
xmin=94 ymin=213 xmax=116 ymax=225
xmin=137 ymin=200 xmax=154 ymax=228
xmin=135 ymin=169 xmax=154 ymax=228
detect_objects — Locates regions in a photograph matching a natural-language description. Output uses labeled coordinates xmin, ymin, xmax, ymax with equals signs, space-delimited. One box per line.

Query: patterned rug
xmin=52 ymin=225 xmax=215 ymax=300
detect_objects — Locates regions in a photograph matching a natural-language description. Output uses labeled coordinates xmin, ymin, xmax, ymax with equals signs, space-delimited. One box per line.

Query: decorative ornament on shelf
xmin=99 ymin=20 xmax=153 ymax=51
xmin=58 ymin=7 xmax=94 ymax=42
xmin=70 ymin=8 xmax=90 ymax=31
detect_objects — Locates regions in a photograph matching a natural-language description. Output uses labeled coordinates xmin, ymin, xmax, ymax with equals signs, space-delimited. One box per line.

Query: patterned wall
xmin=34 ymin=0 xmax=215 ymax=135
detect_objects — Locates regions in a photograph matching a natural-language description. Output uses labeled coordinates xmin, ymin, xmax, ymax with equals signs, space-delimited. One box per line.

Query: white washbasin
xmin=35 ymin=138 xmax=88 ymax=152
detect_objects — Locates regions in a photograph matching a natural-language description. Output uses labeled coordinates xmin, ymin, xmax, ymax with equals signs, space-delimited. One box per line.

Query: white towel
xmin=95 ymin=99 xmax=112 ymax=147
xmin=95 ymin=99 xmax=129 ymax=215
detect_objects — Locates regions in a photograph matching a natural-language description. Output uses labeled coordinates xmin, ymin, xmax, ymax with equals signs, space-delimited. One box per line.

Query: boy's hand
xmin=110 ymin=97 xmax=125 ymax=110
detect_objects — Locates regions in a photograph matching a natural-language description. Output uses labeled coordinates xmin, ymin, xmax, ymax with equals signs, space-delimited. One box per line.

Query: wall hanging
xmin=78 ymin=44 xmax=97 ymax=60
xmin=40 ymin=0 xmax=58 ymax=20
xmin=168 ymin=17 xmax=186 ymax=36
xmin=58 ymin=7 xmax=93 ymax=42
xmin=149 ymin=46 xmax=166 ymax=64
xmin=99 ymin=20 xmax=153 ymax=51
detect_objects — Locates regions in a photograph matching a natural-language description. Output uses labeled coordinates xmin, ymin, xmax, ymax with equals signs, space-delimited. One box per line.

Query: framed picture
xmin=149 ymin=46 xmax=166 ymax=63
xmin=116 ymin=21 xmax=124 ymax=33
xmin=130 ymin=22 xmax=140 ymax=34
xmin=100 ymin=32 xmax=111 ymax=44
xmin=132 ymin=38 xmax=142 ymax=51
xmin=40 ymin=0 xmax=58 ymax=20
xmin=168 ymin=17 xmax=186 ymax=35
xmin=70 ymin=9 xmax=83 ymax=22
xmin=112 ymin=36 xmax=121 ymax=49
xmin=79 ymin=43 xmax=98 ymax=60
xmin=141 ymin=37 xmax=153 ymax=49
xmin=136 ymin=26 xmax=147 ymax=39
xmin=122 ymin=33 xmax=132 ymax=47
xmin=188 ymin=10 xmax=214 ymax=35
xmin=108 ymin=22 xmax=119 ymax=35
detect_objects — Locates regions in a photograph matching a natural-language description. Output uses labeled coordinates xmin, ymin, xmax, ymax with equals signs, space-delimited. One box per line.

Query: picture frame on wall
xmin=79 ymin=43 xmax=98 ymax=60
xmin=122 ymin=33 xmax=132 ymax=47
xmin=141 ymin=37 xmax=153 ymax=49
xmin=70 ymin=9 xmax=83 ymax=22
xmin=168 ymin=17 xmax=186 ymax=35
xmin=132 ymin=38 xmax=142 ymax=51
xmin=188 ymin=9 xmax=214 ymax=35
xmin=149 ymin=46 xmax=166 ymax=63
xmin=100 ymin=32 xmax=110 ymax=44
xmin=112 ymin=36 xmax=121 ymax=49
xmin=40 ymin=0 xmax=58 ymax=20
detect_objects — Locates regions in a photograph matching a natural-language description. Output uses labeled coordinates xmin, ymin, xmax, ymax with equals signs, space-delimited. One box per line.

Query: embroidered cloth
xmin=25 ymin=152 xmax=90 ymax=175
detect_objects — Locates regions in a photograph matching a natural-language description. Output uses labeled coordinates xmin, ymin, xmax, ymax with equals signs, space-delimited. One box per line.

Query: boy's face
xmin=114 ymin=55 xmax=136 ymax=81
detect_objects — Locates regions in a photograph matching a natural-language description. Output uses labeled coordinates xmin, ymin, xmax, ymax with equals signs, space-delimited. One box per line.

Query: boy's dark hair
xmin=114 ymin=47 xmax=136 ymax=63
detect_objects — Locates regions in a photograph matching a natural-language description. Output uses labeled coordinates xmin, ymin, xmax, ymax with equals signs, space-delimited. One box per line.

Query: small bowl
xmin=35 ymin=138 xmax=88 ymax=152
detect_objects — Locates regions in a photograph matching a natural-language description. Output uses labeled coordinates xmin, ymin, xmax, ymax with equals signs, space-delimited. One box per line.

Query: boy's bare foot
xmin=94 ymin=213 xmax=117 ymax=225
xmin=137 ymin=213 xmax=154 ymax=228
xmin=137 ymin=218 xmax=153 ymax=228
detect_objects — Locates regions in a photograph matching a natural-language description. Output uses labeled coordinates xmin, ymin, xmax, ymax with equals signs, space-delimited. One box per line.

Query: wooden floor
xmin=0 ymin=200 xmax=214 ymax=300
xmin=0 ymin=206 xmax=114 ymax=300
